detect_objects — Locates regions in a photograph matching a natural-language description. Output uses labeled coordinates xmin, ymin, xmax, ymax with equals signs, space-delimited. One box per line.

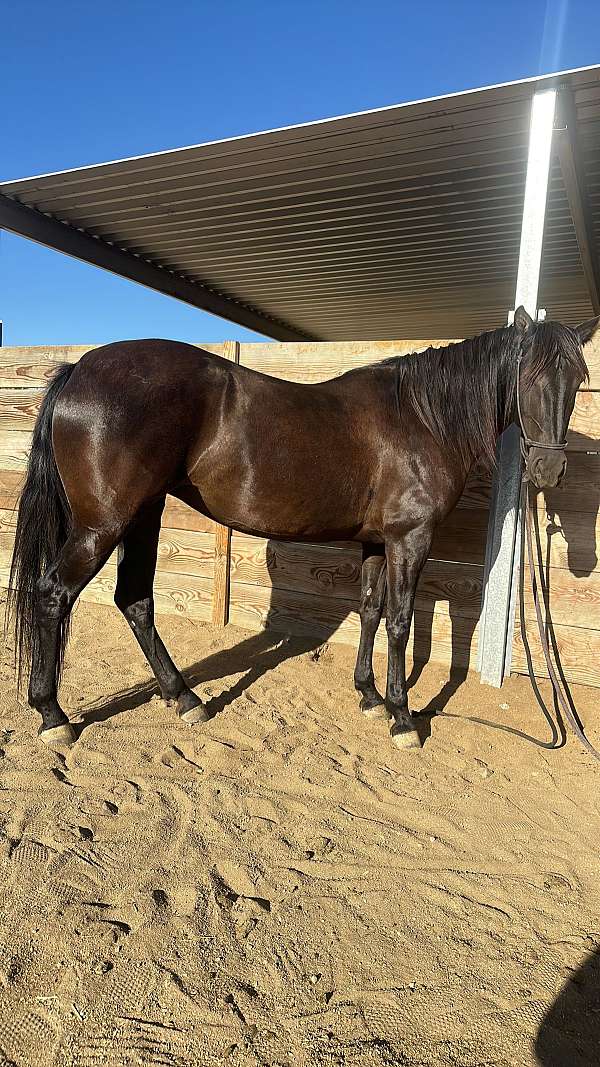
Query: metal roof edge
xmin=2 ymin=63 xmax=598 ymax=187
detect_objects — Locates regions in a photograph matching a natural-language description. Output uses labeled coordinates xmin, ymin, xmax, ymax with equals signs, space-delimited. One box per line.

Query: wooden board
xmin=229 ymin=579 xmax=600 ymax=687
xmin=79 ymin=568 xmax=214 ymax=621
xmin=0 ymin=469 xmax=22 ymax=511
xmin=239 ymin=339 xmax=457 ymax=382
xmin=163 ymin=498 xmax=214 ymax=533
xmin=231 ymin=536 xmax=483 ymax=620
xmin=0 ymin=471 xmax=214 ymax=535
xmin=229 ymin=532 xmax=600 ymax=630
xmin=0 ymin=558 xmax=214 ymax=622
xmin=231 ymin=534 xmax=362 ymax=600
xmin=0 ymin=347 xmax=91 ymax=387
xmin=1 ymin=334 xmax=597 ymax=389
xmin=433 ymin=504 xmax=600 ymax=574
xmin=458 ymin=451 xmax=600 ymax=513
xmin=1 ymin=517 xmax=215 ymax=584
xmin=0 ymin=432 xmax=30 ymax=472
xmin=240 ymin=336 xmax=600 ymax=390
xmin=512 ymin=621 xmax=600 ymax=689
xmin=0 ymin=343 xmax=228 ymax=387
xmin=228 ymin=580 xmax=479 ymax=666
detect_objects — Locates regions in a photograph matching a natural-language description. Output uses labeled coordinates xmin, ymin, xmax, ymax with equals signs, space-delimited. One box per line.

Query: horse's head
xmin=513 ymin=306 xmax=598 ymax=490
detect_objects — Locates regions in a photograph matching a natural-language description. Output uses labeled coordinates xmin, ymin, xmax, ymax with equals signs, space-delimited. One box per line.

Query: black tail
xmin=6 ymin=363 xmax=75 ymax=693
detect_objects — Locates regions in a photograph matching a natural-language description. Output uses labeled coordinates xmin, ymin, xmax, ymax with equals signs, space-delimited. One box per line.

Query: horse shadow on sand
xmin=78 ymin=430 xmax=598 ymax=740
xmin=534 ymin=947 xmax=600 ymax=1066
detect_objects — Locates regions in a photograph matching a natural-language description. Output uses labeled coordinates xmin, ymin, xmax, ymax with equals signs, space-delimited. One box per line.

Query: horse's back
xmin=49 ymin=338 xmax=397 ymax=540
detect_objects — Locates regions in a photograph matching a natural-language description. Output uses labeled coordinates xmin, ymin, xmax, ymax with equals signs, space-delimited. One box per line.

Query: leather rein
xmin=516 ymin=352 xmax=600 ymax=762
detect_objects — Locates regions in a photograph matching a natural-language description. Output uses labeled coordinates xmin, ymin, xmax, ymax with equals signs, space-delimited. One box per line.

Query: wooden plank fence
xmin=1 ymin=338 xmax=599 ymax=687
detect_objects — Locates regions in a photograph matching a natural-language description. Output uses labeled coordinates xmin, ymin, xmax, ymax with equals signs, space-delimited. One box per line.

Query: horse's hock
xmin=1 ymin=336 xmax=599 ymax=687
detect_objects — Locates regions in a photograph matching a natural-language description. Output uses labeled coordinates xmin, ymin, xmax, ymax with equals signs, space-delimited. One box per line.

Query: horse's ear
xmin=576 ymin=317 xmax=600 ymax=347
xmin=514 ymin=306 xmax=534 ymax=333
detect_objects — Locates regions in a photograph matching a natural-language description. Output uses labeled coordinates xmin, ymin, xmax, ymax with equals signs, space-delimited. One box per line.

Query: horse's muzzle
xmin=526 ymin=448 xmax=567 ymax=489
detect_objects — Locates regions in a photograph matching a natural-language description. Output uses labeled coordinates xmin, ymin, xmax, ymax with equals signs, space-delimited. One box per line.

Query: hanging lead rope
xmin=520 ymin=476 xmax=600 ymax=763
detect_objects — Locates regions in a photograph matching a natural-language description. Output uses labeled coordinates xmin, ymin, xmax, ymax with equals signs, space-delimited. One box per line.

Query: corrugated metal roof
xmin=1 ymin=65 xmax=599 ymax=340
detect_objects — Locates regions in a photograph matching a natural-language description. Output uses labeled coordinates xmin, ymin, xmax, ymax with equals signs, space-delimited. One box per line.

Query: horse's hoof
xmin=177 ymin=690 xmax=210 ymax=724
xmin=360 ymin=698 xmax=392 ymax=721
xmin=180 ymin=706 xmax=210 ymax=724
xmin=390 ymin=722 xmax=422 ymax=750
xmin=39 ymin=723 xmax=77 ymax=747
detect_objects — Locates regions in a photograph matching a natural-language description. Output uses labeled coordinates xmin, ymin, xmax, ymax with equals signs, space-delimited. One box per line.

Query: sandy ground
xmin=0 ymin=598 xmax=600 ymax=1067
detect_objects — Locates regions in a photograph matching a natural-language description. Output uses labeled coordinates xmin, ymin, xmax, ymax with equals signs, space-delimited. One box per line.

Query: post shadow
xmin=534 ymin=948 xmax=600 ymax=1066
xmin=77 ymin=432 xmax=598 ymax=731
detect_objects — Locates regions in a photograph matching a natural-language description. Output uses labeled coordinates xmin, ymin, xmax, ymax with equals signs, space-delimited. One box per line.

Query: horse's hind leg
xmin=114 ymin=500 xmax=208 ymax=724
xmin=30 ymin=525 xmax=120 ymax=745
xmin=354 ymin=545 xmax=389 ymax=720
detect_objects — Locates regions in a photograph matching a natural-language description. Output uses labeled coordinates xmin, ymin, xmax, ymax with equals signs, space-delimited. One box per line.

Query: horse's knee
xmin=386 ymin=613 xmax=410 ymax=645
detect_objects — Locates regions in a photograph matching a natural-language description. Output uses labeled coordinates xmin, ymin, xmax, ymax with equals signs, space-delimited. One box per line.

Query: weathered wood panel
xmin=231 ymin=535 xmax=362 ymax=600
xmin=0 ymin=519 xmax=215 ymax=583
xmin=231 ymin=534 xmax=483 ymax=621
xmin=230 ymin=531 xmax=600 ymax=631
xmin=3 ymin=333 xmax=597 ymax=389
xmin=0 ymin=469 xmax=22 ymax=511
xmin=228 ymin=580 xmax=479 ymax=665
xmin=229 ymin=581 xmax=600 ymax=687
xmin=512 ymin=621 xmax=600 ymax=689
xmin=0 ymin=475 xmax=214 ymax=534
xmin=0 ymin=431 xmax=30 ymax=471
xmin=0 ymin=343 xmax=228 ymax=387
xmin=0 ymin=556 xmax=214 ymax=622
xmin=239 ymin=339 xmax=456 ymax=382
xmin=77 ymin=567 xmax=214 ymax=620
xmin=433 ymin=505 xmax=600 ymax=574
xmin=163 ymin=498 xmax=214 ymax=534
xmin=459 ymin=452 xmax=600 ymax=513
xmin=240 ymin=335 xmax=600 ymax=390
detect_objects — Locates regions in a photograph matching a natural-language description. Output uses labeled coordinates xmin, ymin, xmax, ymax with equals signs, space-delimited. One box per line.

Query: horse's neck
xmin=428 ymin=334 xmax=515 ymax=468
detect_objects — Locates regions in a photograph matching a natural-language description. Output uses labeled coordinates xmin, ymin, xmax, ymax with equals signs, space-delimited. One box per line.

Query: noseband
xmin=516 ymin=351 xmax=567 ymax=463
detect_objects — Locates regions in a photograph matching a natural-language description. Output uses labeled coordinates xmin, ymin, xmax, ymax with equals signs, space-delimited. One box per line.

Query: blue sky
xmin=1 ymin=0 xmax=598 ymax=345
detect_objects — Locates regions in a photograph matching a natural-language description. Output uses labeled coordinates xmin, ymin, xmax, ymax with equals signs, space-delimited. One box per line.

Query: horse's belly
xmin=189 ymin=454 xmax=364 ymax=541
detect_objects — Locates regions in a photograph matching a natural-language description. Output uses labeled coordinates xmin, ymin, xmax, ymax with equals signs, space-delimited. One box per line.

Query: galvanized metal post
xmin=478 ymin=88 xmax=557 ymax=687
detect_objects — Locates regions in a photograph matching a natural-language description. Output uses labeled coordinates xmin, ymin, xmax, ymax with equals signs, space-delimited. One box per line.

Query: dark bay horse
xmin=7 ymin=308 xmax=597 ymax=749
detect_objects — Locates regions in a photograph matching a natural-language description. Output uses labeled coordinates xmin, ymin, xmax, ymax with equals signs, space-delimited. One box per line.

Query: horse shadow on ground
xmin=78 ymin=430 xmax=598 ymax=739
xmin=534 ymin=948 xmax=600 ymax=1066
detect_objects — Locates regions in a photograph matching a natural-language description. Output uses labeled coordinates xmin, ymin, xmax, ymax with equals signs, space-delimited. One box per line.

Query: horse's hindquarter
xmin=186 ymin=363 xmax=389 ymax=541
xmin=52 ymin=340 xmax=230 ymax=528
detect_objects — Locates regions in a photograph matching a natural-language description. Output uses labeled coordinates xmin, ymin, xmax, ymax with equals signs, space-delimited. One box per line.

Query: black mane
xmin=383 ymin=320 xmax=589 ymax=469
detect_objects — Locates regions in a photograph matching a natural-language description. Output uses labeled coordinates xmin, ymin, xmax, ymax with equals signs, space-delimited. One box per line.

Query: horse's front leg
xmin=384 ymin=524 xmax=434 ymax=749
